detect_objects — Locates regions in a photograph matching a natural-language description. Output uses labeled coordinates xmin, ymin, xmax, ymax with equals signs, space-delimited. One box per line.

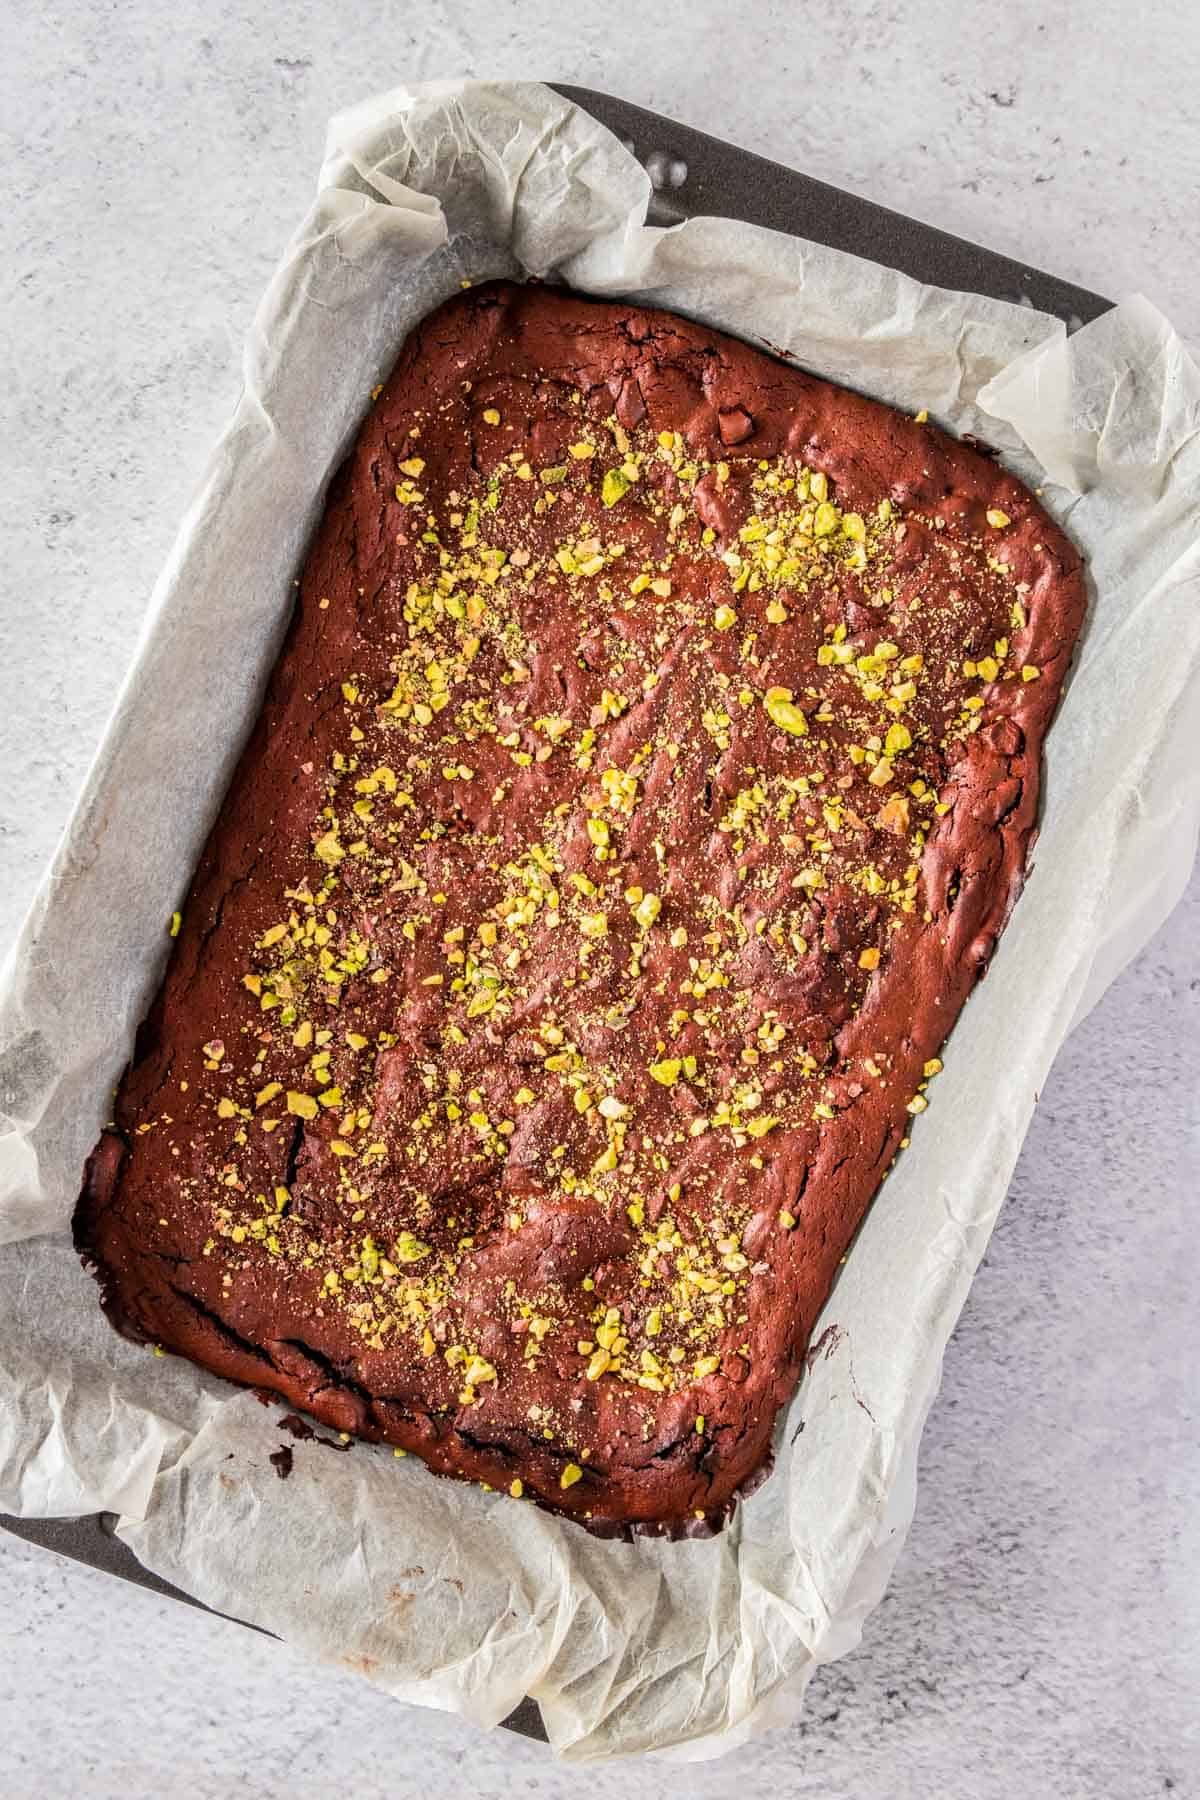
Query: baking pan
xmin=0 ymin=84 xmax=1110 ymax=1747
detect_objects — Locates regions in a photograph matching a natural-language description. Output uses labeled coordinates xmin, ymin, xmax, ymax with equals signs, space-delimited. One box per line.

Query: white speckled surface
xmin=2 ymin=4 xmax=1198 ymax=1793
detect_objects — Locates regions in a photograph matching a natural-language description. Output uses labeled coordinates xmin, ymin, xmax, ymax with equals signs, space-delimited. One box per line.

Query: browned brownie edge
xmin=74 ymin=281 xmax=1086 ymax=1536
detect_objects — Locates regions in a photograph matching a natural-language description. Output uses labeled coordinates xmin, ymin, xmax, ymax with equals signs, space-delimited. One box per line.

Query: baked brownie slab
xmin=76 ymin=282 xmax=1085 ymax=1532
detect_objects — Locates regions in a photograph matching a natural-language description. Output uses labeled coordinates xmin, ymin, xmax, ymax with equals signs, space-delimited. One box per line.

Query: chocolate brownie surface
xmin=76 ymin=282 xmax=1085 ymax=1532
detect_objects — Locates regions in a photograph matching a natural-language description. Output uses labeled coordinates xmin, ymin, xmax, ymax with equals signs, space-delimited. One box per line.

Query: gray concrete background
xmin=1 ymin=2 xmax=1197 ymax=1793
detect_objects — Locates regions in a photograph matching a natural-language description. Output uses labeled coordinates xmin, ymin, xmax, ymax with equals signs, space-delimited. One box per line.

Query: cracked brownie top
xmin=76 ymin=281 xmax=1085 ymax=1532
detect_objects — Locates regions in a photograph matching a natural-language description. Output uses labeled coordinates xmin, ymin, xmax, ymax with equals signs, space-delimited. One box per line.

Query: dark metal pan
xmin=1 ymin=84 xmax=1109 ymax=1747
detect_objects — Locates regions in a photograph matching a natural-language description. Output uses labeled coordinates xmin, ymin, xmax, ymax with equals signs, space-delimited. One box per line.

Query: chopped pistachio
xmin=633 ymin=892 xmax=661 ymax=929
xmin=764 ymin=686 xmax=808 ymax=737
xmin=602 ymin=467 xmax=631 ymax=507
xmin=394 ymin=1232 xmax=431 ymax=1263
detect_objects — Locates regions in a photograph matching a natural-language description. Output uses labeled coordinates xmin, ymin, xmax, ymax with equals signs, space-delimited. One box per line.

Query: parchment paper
xmin=2 ymin=80 xmax=1199 ymax=1761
